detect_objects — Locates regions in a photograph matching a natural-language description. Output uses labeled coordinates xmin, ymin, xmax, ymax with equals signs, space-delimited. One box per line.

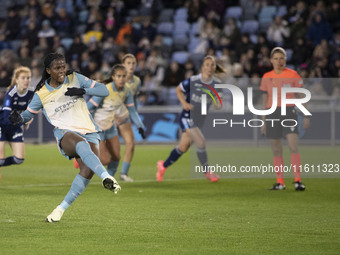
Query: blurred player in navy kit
xmin=157 ymin=56 xmax=225 ymax=182
xmin=0 ymin=66 xmax=34 ymax=178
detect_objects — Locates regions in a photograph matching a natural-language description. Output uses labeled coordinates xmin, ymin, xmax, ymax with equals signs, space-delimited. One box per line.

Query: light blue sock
xmin=75 ymin=141 xmax=110 ymax=180
xmin=59 ymin=174 xmax=90 ymax=211
xmin=107 ymin=160 xmax=119 ymax=176
xmin=121 ymin=161 xmax=131 ymax=175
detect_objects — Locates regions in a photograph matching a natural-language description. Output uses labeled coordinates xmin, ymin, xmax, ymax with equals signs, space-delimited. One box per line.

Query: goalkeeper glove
xmin=138 ymin=127 xmax=146 ymax=139
xmin=9 ymin=110 xmax=23 ymax=126
xmin=65 ymin=87 xmax=86 ymax=96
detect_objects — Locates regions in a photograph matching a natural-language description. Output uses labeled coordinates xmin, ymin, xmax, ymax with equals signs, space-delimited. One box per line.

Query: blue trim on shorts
xmin=99 ymin=124 xmax=118 ymax=140
xmin=54 ymin=128 xmax=100 ymax=159
xmin=179 ymin=111 xmax=195 ymax=132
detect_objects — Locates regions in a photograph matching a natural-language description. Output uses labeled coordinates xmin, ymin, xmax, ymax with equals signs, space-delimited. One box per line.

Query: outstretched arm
xmin=75 ymin=73 xmax=109 ymax=97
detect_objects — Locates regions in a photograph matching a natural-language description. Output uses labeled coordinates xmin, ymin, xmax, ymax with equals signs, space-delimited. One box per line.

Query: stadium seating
xmin=241 ymin=20 xmax=259 ymax=34
xmin=78 ymin=9 xmax=89 ymax=24
xmin=157 ymin=22 xmax=174 ymax=36
xmin=249 ymin=34 xmax=258 ymax=44
xmin=172 ymin=51 xmax=189 ymax=64
xmin=173 ymin=20 xmax=190 ymax=36
xmin=258 ymin=6 xmax=277 ymax=23
xmin=277 ymin=5 xmax=288 ymax=17
xmin=61 ymin=38 xmax=74 ymax=50
xmin=174 ymin=7 xmax=188 ymax=21
xmin=224 ymin=6 xmax=243 ymax=21
xmin=162 ymin=36 xmax=173 ymax=47
xmin=188 ymin=37 xmax=201 ymax=53
xmin=285 ymin=48 xmax=293 ymax=62
xmin=189 ymin=52 xmax=205 ymax=70
xmin=190 ymin=22 xmax=200 ymax=37
xmin=259 ymin=21 xmax=272 ymax=34
xmin=158 ymin=8 xmax=174 ymax=23
xmin=172 ymin=35 xmax=189 ymax=51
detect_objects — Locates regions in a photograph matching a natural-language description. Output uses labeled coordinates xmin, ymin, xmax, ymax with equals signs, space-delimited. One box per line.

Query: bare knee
xmin=125 ymin=140 xmax=135 ymax=152
xmin=100 ymin=156 xmax=111 ymax=166
xmin=111 ymin=152 xmax=121 ymax=162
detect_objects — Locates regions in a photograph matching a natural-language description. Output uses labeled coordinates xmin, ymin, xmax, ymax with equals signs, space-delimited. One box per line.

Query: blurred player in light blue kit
xmin=87 ymin=64 xmax=145 ymax=182
xmin=122 ymin=54 xmax=141 ymax=109
xmin=10 ymin=53 xmax=121 ymax=222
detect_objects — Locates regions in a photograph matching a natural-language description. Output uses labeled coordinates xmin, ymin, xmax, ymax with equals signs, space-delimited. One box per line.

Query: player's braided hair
xmin=101 ymin=64 xmax=126 ymax=85
xmin=35 ymin=52 xmax=72 ymax=92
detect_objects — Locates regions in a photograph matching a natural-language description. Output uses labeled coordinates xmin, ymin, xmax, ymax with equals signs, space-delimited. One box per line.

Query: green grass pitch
xmin=0 ymin=144 xmax=339 ymax=254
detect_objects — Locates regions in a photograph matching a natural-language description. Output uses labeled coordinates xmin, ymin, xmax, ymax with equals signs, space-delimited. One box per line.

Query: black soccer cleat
xmin=269 ymin=182 xmax=286 ymax=190
xmin=102 ymin=176 xmax=121 ymax=194
xmin=294 ymin=181 xmax=306 ymax=191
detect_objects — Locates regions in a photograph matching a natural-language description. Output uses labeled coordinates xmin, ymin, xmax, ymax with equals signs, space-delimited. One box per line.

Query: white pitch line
xmin=0 ymin=178 xmax=200 ymax=189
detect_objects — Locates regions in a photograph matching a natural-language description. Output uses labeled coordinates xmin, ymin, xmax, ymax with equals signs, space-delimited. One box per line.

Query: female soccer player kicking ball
xmin=10 ymin=53 xmax=121 ymax=222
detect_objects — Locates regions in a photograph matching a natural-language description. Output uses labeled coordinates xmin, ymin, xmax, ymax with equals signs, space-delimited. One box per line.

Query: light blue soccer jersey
xmin=87 ymin=81 xmax=145 ymax=130
xmin=25 ymin=72 xmax=108 ymax=134
xmin=125 ymin=75 xmax=141 ymax=96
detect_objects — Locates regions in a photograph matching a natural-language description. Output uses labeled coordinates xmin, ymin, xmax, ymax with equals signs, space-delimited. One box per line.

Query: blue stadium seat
xmin=188 ymin=37 xmax=200 ymax=53
xmin=61 ymin=38 xmax=74 ymax=50
xmin=224 ymin=6 xmax=243 ymax=21
xmin=189 ymin=52 xmax=205 ymax=70
xmin=174 ymin=7 xmax=188 ymax=21
xmin=285 ymin=48 xmax=293 ymax=62
xmin=242 ymin=5 xmax=259 ymax=21
xmin=139 ymin=6 xmax=152 ymax=16
xmin=128 ymin=9 xmax=138 ymax=18
xmin=277 ymin=5 xmax=287 ymax=17
xmin=259 ymin=21 xmax=272 ymax=33
xmin=78 ymin=9 xmax=88 ymax=24
xmin=173 ymin=20 xmax=190 ymax=36
xmin=157 ymin=22 xmax=174 ymax=36
xmin=172 ymin=35 xmax=189 ymax=51
xmin=190 ymin=22 xmax=200 ymax=37
xmin=172 ymin=51 xmax=189 ymax=64
xmin=258 ymin=6 xmax=277 ymax=23
xmin=158 ymin=8 xmax=175 ymax=23
xmin=241 ymin=20 xmax=259 ymax=34
xmin=162 ymin=36 xmax=173 ymax=47
xmin=10 ymin=40 xmax=22 ymax=52
xmin=250 ymin=34 xmax=258 ymax=44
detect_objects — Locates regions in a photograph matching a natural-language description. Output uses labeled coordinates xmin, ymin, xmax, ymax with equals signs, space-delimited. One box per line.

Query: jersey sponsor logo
xmin=55 ymin=99 xmax=78 ymax=113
